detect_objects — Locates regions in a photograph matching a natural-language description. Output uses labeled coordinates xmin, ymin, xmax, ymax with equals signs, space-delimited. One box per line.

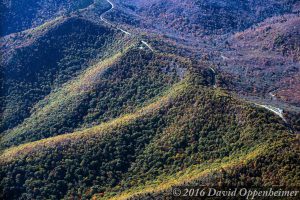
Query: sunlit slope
xmin=0 ymin=72 xmax=293 ymax=199
xmin=104 ymin=136 xmax=298 ymax=200
xmin=0 ymin=47 xmax=189 ymax=149
xmin=0 ymin=17 xmax=126 ymax=134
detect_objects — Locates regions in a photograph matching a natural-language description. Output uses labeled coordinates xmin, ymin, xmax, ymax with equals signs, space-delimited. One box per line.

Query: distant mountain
xmin=114 ymin=0 xmax=298 ymax=36
xmin=0 ymin=0 xmax=94 ymax=36
xmin=220 ymin=14 xmax=300 ymax=106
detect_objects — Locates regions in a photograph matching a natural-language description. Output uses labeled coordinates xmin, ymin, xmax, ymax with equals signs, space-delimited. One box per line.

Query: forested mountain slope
xmin=1 ymin=71 xmax=297 ymax=199
xmin=0 ymin=0 xmax=299 ymax=200
xmin=0 ymin=0 xmax=94 ymax=36
xmin=0 ymin=45 xmax=185 ymax=149
xmin=114 ymin=0 xmax=298 ymax=36
xmin=220 ymin=14 xmax=300 ymax=106
xmin=109 ymin=0 xmax=300 ymax=109
xmin=0 ymin=17 xmax=125 ymax=134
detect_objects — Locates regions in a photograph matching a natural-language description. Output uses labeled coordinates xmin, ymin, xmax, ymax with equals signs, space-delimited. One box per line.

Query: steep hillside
xmin=0 ymin=0 xmax=299 ymax=200
xmin=1 ymin=71 xmax=295 ymax=199
xmin=119 ymin=136 xmax=299 ymax=200
xmin=0 ymin=0 xmax=93 ymax=36
xmin=0 ymin=17 xmax=127 ymax=134
xmin=0 ymin=46 xmax=185 ymax=149
xmin=105 ymin=1 xmax=300 ymax=110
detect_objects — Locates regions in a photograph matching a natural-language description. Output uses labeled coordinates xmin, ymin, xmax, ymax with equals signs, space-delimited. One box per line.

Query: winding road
xmin=218 ymin=54 xmax=287 ymax=123
xmin=100 ymin=0 xmax=153 ymax=51
xmin=255 ymin=103 xmax=286 ymax=122
xmin=102 ymin=0 xmax=289 ymax=125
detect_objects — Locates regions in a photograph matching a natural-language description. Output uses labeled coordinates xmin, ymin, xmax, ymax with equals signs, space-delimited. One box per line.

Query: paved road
xmin=101 ymin=0 xmax=153 ymax=51
xmin=219 ymin=55 xmax=287 ymax=122
xmin=255 ymin=103 xmax=286 ymax=122
xmin=103 ymin=1 xmax=288 ymax=124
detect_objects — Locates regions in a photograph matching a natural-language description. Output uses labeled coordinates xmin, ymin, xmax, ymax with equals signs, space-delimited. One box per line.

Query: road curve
xmin=255 ymin=103 xmax=286 ymax=122
xmin=100 ymin=0 xmax=130 ymax=35
xmin=101 ymin=0 xmax=290 ymax=130
xmin=219 ymin=55 xmax=286 ymax=121
xmin=100 ymin=0 xmax=154 ymax=51
xmin=141 ymin=40 xmax=154 ymax=52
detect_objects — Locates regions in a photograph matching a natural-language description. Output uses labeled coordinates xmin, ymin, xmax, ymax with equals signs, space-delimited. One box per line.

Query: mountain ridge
xmin=0 ymin=0 xmax=299 ymax=199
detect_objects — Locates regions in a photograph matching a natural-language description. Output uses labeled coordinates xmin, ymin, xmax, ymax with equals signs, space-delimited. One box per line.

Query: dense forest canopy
xmin=0 ymin=0 xmax=299 ymax=199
